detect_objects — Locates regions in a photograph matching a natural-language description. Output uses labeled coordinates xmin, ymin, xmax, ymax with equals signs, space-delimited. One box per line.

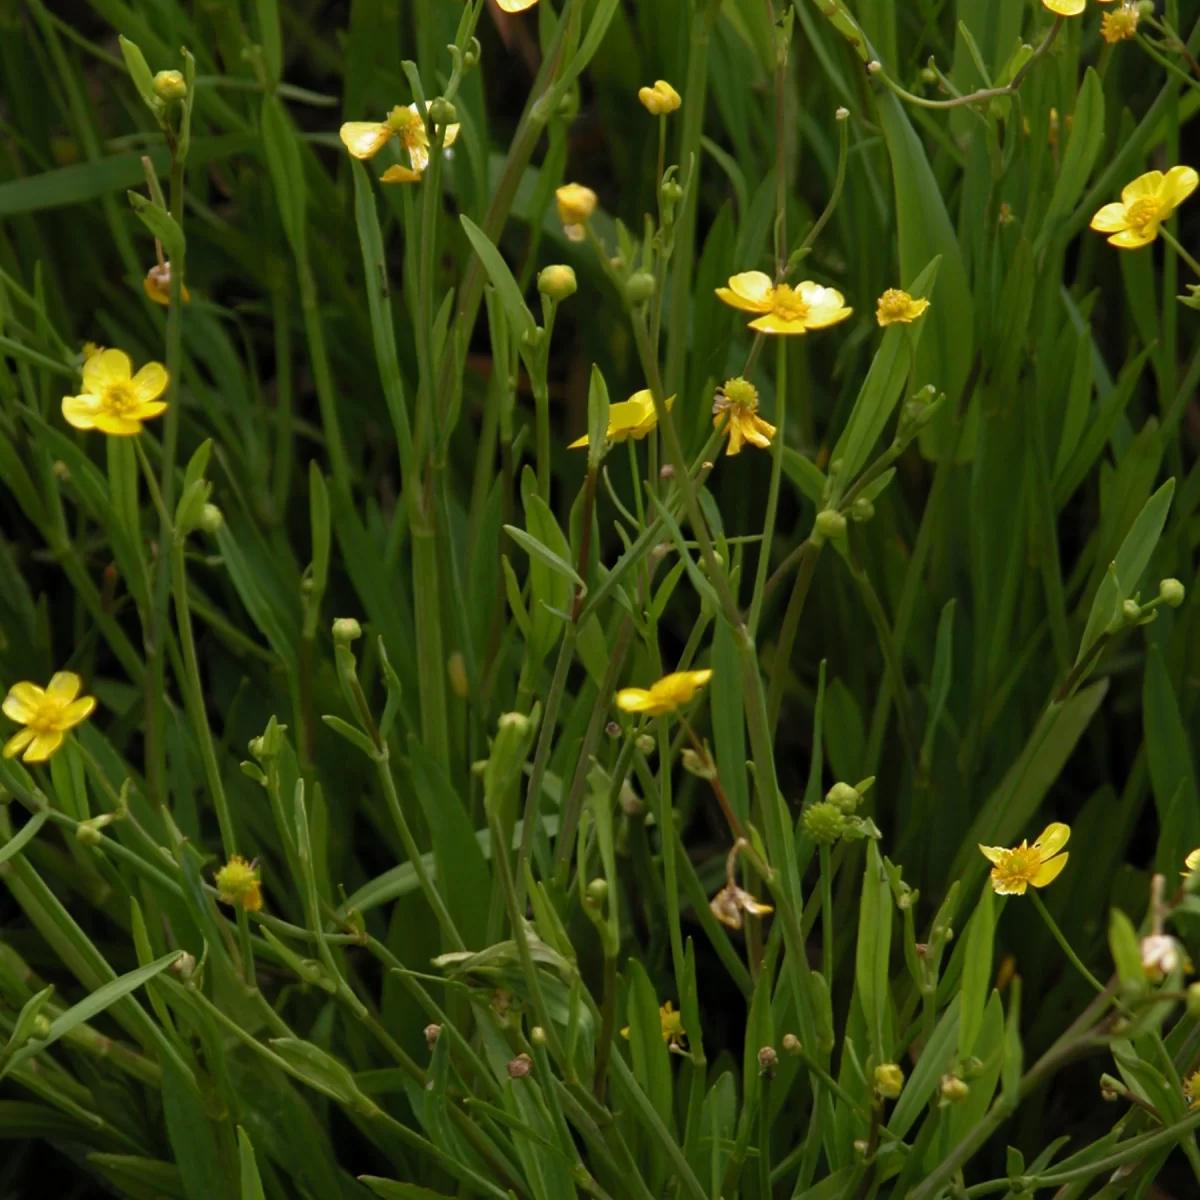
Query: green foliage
xmin=0 ymin=0 xmax=1199 ymax=1197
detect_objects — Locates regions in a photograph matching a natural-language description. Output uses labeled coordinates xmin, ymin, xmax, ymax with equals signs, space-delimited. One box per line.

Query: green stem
xmin=657 ymin=713 xmax=687 ymax=994
xmin=819 ymin=842 xmax=833 ymax=985
xmin=411 ymin=524 xmax=450 ymax=765
xmin=1160 ymin=226 xmax=1200 ymax=277
xmin=749 ymin=339 xmax=786 ymax=635
xmin=1029 ymin=889 xmax=1106 ymax=995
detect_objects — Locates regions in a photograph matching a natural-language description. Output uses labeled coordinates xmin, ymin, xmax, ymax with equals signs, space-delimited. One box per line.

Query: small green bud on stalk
xmin=1160 ymin=578 xmax=1185 ymax=607
xmin=802 ymin=800 xmax=844 ymax=844
xmin=538 ymin=264 xmax=577 ymax=302
xmin=874 ymin=1062 xmax=905 ymax=1099
xmin=153 ymin=69 xmax=187 ymax=102
xmin=814 ymin=509 xmax=847 ymax=539
xmin=625 ymin=272 xmax=657 ymax=307
xmin=333 ymin=617 xmax=363 ymax=645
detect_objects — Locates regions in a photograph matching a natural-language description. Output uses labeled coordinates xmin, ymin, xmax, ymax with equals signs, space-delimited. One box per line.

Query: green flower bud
xmin=815 ymin=509 xmax=847 ymax=539
xmin=757 ymin=1046 xmax=778 ymax=1076
xmin=625 ymin=271 xmax=657 ymax=307
xmin=199 ymin=503 xmax=223 ymax=534
xmin=1160 ymin=578 xmax=1185 ymax=608
xmin=586 ymin=877 xmax=609 ymax=907
xmin=1121 ymin=598 xmax=1141 ymax=624
xmin=939 ymin=1074 xmax=969 ymax=1104
xmin=781 ymin=1033 xmax=802 ymax=1056
xmin=530 ymin=1025 xmax=548 ymax=1046
xmin=332 ymin=617 xmax=363 ymax=645
xmin=850 ymin=496 xmax=875 ymax=523
xmin=538 ymin=264 xmax=577 ymax=302
xmin=428 ymin=97 xmax=458 ymax=127
xmin=826 ymin=782 xmax=860 ymax=814
xmin=153 ymin=69 xmax=187 ymax=102
xmin=802 ymin=800 xmax=845 ymax=845
xmin=874 ymin=1062 xmax=905 ymax=1099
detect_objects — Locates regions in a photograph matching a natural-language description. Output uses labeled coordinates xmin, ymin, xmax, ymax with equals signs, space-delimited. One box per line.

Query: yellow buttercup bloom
xmin=62 ymin=348 xmax=168 ymax=437
xmin=339 ymin=103 xmax=458 ymax=175
xmin=555 ymin=183 xmax=598 ymax=243
xmin=215 ymin=856 xmax=264 ymax=912
xmin=1183 ymin=848 xmax=1200 ymax=876
xmin=143 ymin=263 xmax=190 ymax=306
xmin=617 ymin=669 xmax=713 ymax=717
xmin=1101 ymin=2 xmax=1138 ymax=41
xmin=712 ymin=378 xmax=775 ymax=455
xmin=2 ymin=672 xmax=96 ymax=763
xmin=496 ymin=0 xmax=539 ymax=10
xmin=876 ymin=289 xmax=930 ymax=327
xmin=639 ymin=80 xmax=681 ymax=115
xmin=1090 ymin=167 xmax=1198 ymax=249
xmin=979 ymin=823 xmax=1070 ymax=896
xmin=716 ymin=271 xmax=852 ymax=335
xmin=569 ymin=389 xmax=674 ymax=448
xmin=620 ymin=1000 xmax=687 ymax=1050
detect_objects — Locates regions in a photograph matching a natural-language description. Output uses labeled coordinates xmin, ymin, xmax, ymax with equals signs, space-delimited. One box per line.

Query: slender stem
xmin=766 ymin=540 xmax=821 ymax=734
xmin=1160 ymin=226 xmax=1200 ymax=277
xmin=657 ymin=713 xmax=687 ymax=994
xmin=819 ymin=842 xmax=834 ymax=984
xmin=1029 ymin=889 xmax=1106 ymax=994
xmin=757 ymin=1071 xmax=772 ymax=1200
xmin=749 ymin=339 xmax=786 ymax=635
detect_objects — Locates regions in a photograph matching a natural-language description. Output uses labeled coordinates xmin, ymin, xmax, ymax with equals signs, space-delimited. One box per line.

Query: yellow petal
xmin=409 ymin=141 xmax=431 ymax=174
xmin=1160 ymin=165 xmax=1199 ymax=213
xmin=60 ymin=696 xmax=97 ymax=727
xmin=1186 ymin=849 xmax=1200 ymax=872
xmin=719 ymin=271 xmax=775 ymax=312
xmin=496 ymin=0 xmax=539 ymax=9
xmin=746 ymin=415 xmax=776 ymax=447
xmin=748 ymin=311 xmax=807 ymax=335
xmin=339 ymin=121 xmax=394 ymax=160
xmin=1109 ymin=225 xmax=1158 ymax=249
xmin=1089 ymin=201 xmax=1130 ymax=233
xmin=978 ymin=844 xmax=1007 ymax=865
xmin=1121 ymin=170 xmax=1164 ymax=206
xmin=3 ymin=728 xmax=35 ymax=759
xmin=568 ymin=432 xmax=589 ymax=449
xmin=380 ymin=164 xmax=422 ymax=184
xmin=1033 ymin=822 xmax=1070 ymax=858
xmin=682 ymin=669 xmax=713 ymax=688
xmin=82 ymin=348 xmax=133 ymax=394
xmin=799 ymin=282 xmax=853 ymax=329
xmin=1041 ymin=0 xmax=1085 ymax=13
xmin=1031 ymin=852 xmax=1068 ymax=888
xmin=45 ymin=672 xmax=82 ymax=704
xmin=989 ymin=872 xmax=1028 ymax=896
xmin=62 ymin=394 xmax=101 ymax=430
xmin=91 ymin=412 xmax=145 ymax=436
xmin=23 ymin=731 xmax=64 ymax=762
xmin=130 ymin=361 xmax=168 ymax=404
xmin=129 ymin=400 xmax=168 ymax=422
xmin=144 ymin=276 xmax=170 ymax=306
xmin=3 ymin=682 xmax=44 ymax=723
xmin=607 ymin=397 xmax=654 ymax=436
xmin=615 ymin=687 xmax=655 ymax=713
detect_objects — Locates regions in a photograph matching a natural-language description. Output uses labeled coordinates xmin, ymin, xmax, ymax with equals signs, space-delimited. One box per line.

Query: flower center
xmin=720 ymin=378 xmax=759 ymax=411
xmin=101 ymin=383 xmax=138 ymax=415
xmin=771 ymin=284 xmax=810 ymax=322
xmin=878 ymin=289 xmax=911 ymax=318
xmin=1125 ymin=196 xmax=1160 ymax=230
xmin=389 ymin=107 xmax=427 ymax=150
xmin=996 ymin=844 xmax=1039 ymax=885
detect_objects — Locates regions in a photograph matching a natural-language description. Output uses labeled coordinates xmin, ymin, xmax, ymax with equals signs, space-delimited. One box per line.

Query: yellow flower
xmin=1183 ymin=848 xmax=1200 ymax=876
xmin=1090 ymin=166 xmax=1199 ymax=249
xmin=143 ymin=263 xmax=191 ymax=306
xmin=616 ymin=669 xmax=713 ymax=717
xmin=638 ymin=80 xmax=681 ymax=115
xmin=716 ymin=271 xmax=852 ymax=335
xmin=215 ymin=856 xmax=264 ymax=912
xmin=709 ymin=883 xmax=774 ymax=930
xmin=979 ymin=823 xmax=1070 ymax=896
xmin=569 ymin=389 xmax=674 ymax=448
xmin=555 ymin=183 xmax=598 ymax=242
xmin=496 ymin=0 xmax=539 ymax=10
xmin=1101 ymin=2 xmax=1139 ymax=41
xmin=339 ymin=103 xmax=458 ymax=174
xmin=82 ymin=341 xmax=105 ymax=360
xmin=874 ymin=1063 xmax=905 ymax=1099
xmin=620 ymin=1000 xmax=687 ymax=1050
xmin=1186 ymin=1070 xmax=1200 ymax=1107
xmin=1041 ymin=0 xmax=1106 ymax=14
xmin=61 ymin=348 xmax=168 ymax=437
xmin=876 ymin=288 xmax=930 ymax=327
xmin=712 ymin=378 xmax=775 ymax=455
xmin=2 ymin=672 xmax=96 ymax=763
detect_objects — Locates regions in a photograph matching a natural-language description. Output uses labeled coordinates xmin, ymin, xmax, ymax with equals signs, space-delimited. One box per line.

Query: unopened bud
xmin=530 ymin=1025 xmax=547 ymax=1046
xmin=424 ymin=1023 xmax=441 ymax=1048
xmin=1160 ymin=578 xmax=1185 ymax=608
xmin=199 ymin=503 xmax=223 ymax=534
xmin=619 ymin=782 xmax=645 ymax=815
xmin=332 ymin=617 xmax=362 ymax=645
xmin=606 ymin=721 xmax=621 ymax=738
xmin=172 ymin=951 xmax=197 ymax=981
xmin=538 ymin=264 xmax=577 ymax=302
xmin=815 ymin=509 xmax=847 ymax=539
xmin=867 ymin=60 xmax=882 ymax=74
xmin=659 ymin=464 xmax=675 ymax=480
xmin=53 ymin=460 xmax=70 ymax=481
xmin=32 ymin=1014 xmax=52 ymax=1038
xmin=835 ymin=106 xmax=849 ymax=121
xmin=153 ymin=69 xmax=187 ymax=102
xmin=940 ymin=1074 xmax=969 ymax=1104
xmin=874 ymin=1062 xmax=904 ymax=1099
xmin=625 ymin=272 xmax=657 ymax=307
xmin=850 ymin=497 xmax=875 ymax=523
xmin=635 ymin=734 xmax=656 ymax=756
xmin=921 ymin=67 xmax=937 ymax=84
xmin=782 ymin=1033 xmax=801 ymax=1056
xmin=681 ymin=747 xmax=717 ymax=780
xmin=1122 ymin=598 xmax=1141 ymax=624
xmin=826 ymin=782 xmax=860 ymax=814
xmin=586 ymin=878 xmax=609 ymax=907
xmin=757 ymin=1046 xmax=778 ymax=1076
xmin=428 ymin=97 xmax=458 ymax=127
xmin=507 ymin=1053 xmax=533 ymax=1078
xmin=661 ymin=179 xmax=684 ymax=205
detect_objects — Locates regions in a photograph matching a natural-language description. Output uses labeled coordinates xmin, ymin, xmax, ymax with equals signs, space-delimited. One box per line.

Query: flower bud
xmin=867 ymin=60 xmax=882 ymax=74
xmin=32 ymin=1014 xmax=52 ymax=1038
xmin=850 ymin=497 xmax=875 ymax=523
xmin=556 ymin=183 xmax=597 ymax=232
xmin=507 ymin=1053 xmax=533 ymax=1078
xmin=424 ymin=1023 xmax=441 ymax=1048
xmin=802 ymin=800 xmax=844 ymax=845
xmin=681 ymin=748 xmax=717 ymax=780
xmin=874 ymin=1062 xmax=905 ymax=1099
xmin=153 ymin=69 xmax=187 ymax=102
xmin=836 ymin=106 xmax=849 ymax=121
xmin=815 ymin=509 xmax=847 ymax=539
xmin=757 ymin=1046 xmax=778 ymax=1077
xmin=826 ymin=782 xmax=860 ymax=814
xmin=638 ymin=80 xmax=682 ymax=115
xmin=625 ymin=271 xmax=657 ymax=307
xmin=333 ymin=617 xmax=362 ymax=645
xmin=635 ymin=734 xmax=656 ymax=756
xmin=530 ymin=1025 xmax=548 ymax=1046
xmin=1122 ymin=598 xmax=1141 ymax=624
xmin=781 ymin=1033 xmax=802 ymax=1056
xmin=538 ymin=264 xmax=577 ymax=302
xmin=619 ymin=782 xmax=645 ymax=815
xmin=428 ymin=97 xmax=458 ymax=127
xmin=940 ymin=1074 xmax=969 ymax=1104
xmin=605 ymin=721 xmax=621 ymax=738
xmin=921 ymin=67 xmax=937 ymax=84
xmin=199 ymin=503 xmax=223 ymax=534
xmin=661 ymin=179 xmax=684 ymax=205
xmin=659 ymin=464 xmax=675 ymax=480
xmin=586 ymin=877 xmax=609 ymax=908
xmin=1160 ymin=578 xmax=1185 ymax=608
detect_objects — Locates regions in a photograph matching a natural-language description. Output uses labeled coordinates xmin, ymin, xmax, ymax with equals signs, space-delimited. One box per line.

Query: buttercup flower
xmin=712 ymin=378 xmax=776 ymax=455
xmin=1182 ymin=849 xmax=1200 ymax=877
xmin=496 ymin=0 xmax=539 ymax=10
xmin=710 ymin=883 xmax=774 ymax=930
xmin=555 ymin=183 xmax=598 ymax=242
xmin=716 ymin=271 xmax=852 ymax=335
xmin=569 ymin=389 xmax=674 ymax=448
xmin=876 ymin=289 xmax=930 ymax=327
xmin=616 ymin=669 xmax=713 ymax=717
xmin=143 ymin=262 xmax=190 ymax=306
xmin=1090 ymin=167 xmax=1198 ymax=249
xmin=979 ymin=823 xmax=1070 ymax=895
xmin=339 ymin=103 xmax=458 ymax=175
xmin=3 ymin=672 xmax=96 ymax=763
xmin=639 ymin=80 xmax=681 ymax=115
xmin=621 ymin=1000 xmax=687 ymax=1050
xmin=62 ymin=348 xmax=168 ymax=437
xmin=215 ymin=856 xmax=263 ymax=912
xmin=1101 ymin=2 xmax=1139 ymax=41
